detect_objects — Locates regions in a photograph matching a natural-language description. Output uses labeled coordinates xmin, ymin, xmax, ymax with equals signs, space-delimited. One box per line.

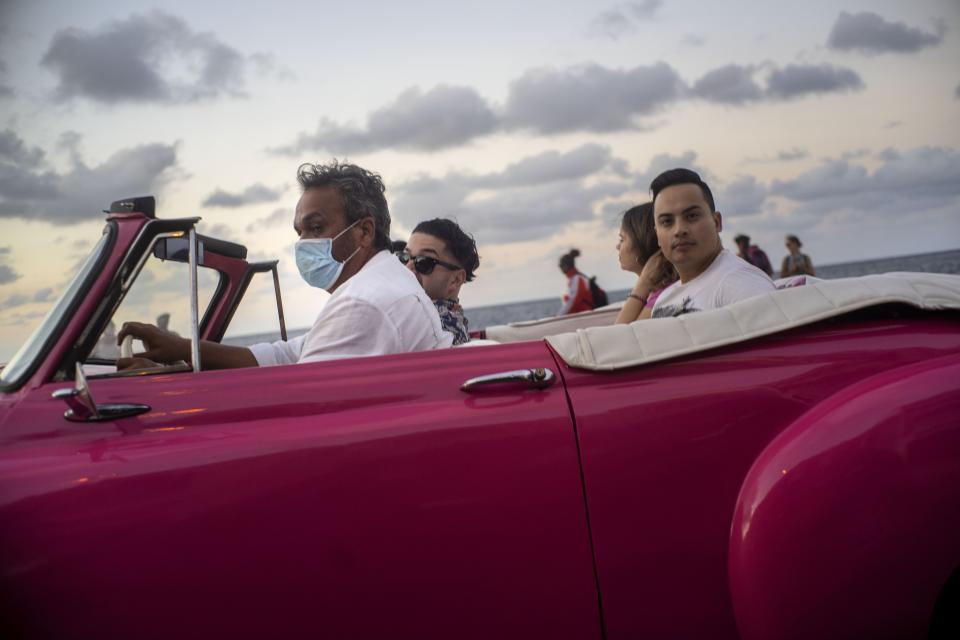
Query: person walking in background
xmin=781 ymin=234 xmax=816 ymax=277
xmin=734 ymin=234 xmax=773 ymax=277
xmin=615 ymin=203 xmax=677 ymax=324
xmin=558 ymin=249 xmax=595 ymax=314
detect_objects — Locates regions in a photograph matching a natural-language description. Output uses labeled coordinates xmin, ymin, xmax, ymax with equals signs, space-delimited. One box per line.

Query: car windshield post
xmin=271 ymin=263 xmax=288 ymax=342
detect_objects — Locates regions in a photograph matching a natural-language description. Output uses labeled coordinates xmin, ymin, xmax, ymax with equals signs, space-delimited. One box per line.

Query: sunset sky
xmin=1 ymin=0 xmax=958 ymax=359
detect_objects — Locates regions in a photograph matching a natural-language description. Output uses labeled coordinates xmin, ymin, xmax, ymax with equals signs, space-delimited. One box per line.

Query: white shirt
xmin=250 ymin=250 xmax=453 ymax=366
xmin=652 ymin=248 xmax=774 ymax=318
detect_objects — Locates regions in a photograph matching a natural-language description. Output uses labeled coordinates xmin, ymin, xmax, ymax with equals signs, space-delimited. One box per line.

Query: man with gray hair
xmin=118 ymin=160 xmax=451 ymax=369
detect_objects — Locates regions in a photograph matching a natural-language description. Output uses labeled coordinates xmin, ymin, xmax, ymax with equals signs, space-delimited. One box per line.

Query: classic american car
xmin=1 ymin=198 xmax=959 ymax=639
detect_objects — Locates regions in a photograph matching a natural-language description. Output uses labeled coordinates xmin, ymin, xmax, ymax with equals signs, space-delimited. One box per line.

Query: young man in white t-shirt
xmin=627 ymin=168 xmax=773 ymax=318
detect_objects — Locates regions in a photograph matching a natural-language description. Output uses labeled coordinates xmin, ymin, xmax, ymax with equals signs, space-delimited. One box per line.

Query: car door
xmin=0 ymin=340 xmax=600 ymax=639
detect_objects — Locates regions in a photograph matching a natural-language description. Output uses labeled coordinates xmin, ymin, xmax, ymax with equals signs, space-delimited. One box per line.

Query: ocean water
xmin=226 ymin=248 xmax=960 ymax=346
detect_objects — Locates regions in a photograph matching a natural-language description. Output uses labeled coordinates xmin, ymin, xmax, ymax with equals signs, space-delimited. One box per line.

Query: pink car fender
xmin=729 ymin=352 xmax=960 ymax=639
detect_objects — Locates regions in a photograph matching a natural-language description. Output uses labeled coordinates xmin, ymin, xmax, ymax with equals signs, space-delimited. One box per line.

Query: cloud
xmin=41 ymin=10 xmax=264 ymax=104
xmin=0 ymin=245 xmax=20 ymax=285
xmin=0 ymin=57 xmax=12 ymax=98
xmin=470 ymin=144 xmax=620 ymax=188
xmin=765 ymin=63 xmax=864 ymax=99
xmin=743 ymin=147 xmax=809 ymax=164
xmin=246 ymin=207 xmax=291 ymax=233
xmin=273 ymin=85 xmax=498 ymax=155
xmin=202 ymin=183 xmax=283 ymax=208
xmin=682 ymin=34 xmax=706 ymax=47
xmin=503 ymin=62 xmax=684 ymax=134
xmin=719 ymin=175 xmax=768 ymax=215
xmin=587 ymin=1 xmax=662 ymax=40
xmin=955 ymin=83 xmax=960 ymax=99
xmin=827 ymin=11 xmax=946 ymax=54
xmin=0 ymin=130 xmax=180 ymax=223
xmin=691 ymin=64 xmax=763 ymax=104
xmin=770 ymin=146 xmax=960 ymax=217
xmin=392 ymin=144 xmax=633 ymax=243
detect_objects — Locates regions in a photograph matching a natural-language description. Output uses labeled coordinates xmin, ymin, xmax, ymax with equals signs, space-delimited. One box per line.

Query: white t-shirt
xmin=652 ymin=248 xmax=774 ymax=318
xmin=250 ymin=250 xmax=453 ymax=366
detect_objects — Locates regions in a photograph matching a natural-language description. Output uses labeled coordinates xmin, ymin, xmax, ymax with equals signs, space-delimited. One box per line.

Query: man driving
xmin=118 ymin=160 xmax=451 ymax=369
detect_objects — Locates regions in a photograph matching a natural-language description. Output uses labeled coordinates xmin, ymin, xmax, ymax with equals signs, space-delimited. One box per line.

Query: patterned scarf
xmin=435 ymin=298 xmax=469 ymax=345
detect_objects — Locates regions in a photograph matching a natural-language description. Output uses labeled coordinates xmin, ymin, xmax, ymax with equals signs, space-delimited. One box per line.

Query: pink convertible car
xmin=2 ymin=198 xmax=959 ymax=639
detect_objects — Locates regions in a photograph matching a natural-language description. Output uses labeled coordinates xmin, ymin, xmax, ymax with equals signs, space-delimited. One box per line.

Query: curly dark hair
xmin=559 ymin=248 xmax=580 ymax=271
xmin=412 ymin=218 xmax=480 ymax=281
xmin=297 ymin=160 xmax=391 ymax=251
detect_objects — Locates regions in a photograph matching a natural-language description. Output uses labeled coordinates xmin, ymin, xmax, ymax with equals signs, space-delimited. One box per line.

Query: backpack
xmin=588 ymin=276 xmax=608 ymax=308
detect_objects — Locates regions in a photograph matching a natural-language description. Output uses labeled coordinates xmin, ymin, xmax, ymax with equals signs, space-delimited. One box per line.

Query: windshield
xmin=0 ymin=225 xmax=114 ymax=389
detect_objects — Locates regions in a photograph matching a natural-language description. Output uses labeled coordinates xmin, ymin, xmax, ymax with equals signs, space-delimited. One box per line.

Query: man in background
xmin=734 ymin=233 xmax=773 ymax=277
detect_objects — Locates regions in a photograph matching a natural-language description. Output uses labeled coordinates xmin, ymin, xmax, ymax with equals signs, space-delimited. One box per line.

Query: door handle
xmin=52 ymin=364 xmax=151 ymax=422
xmin=460 ymin=368 xmax=556 ymax=392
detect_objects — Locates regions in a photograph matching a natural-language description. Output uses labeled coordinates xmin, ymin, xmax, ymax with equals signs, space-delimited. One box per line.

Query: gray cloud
xmin=588 ymin=1 xmax=662 ymax=40
xmin=743 ymin=147 xmax=809 ymax=164
xmin=691 ymin=64 xmax=763 ymax=104
xmin=827 ymin=11 xmax=945 ymax=54
xmin=0 ymin=246 xmax=19 ymax=285
xmin=246 ymin=207 xmax=291 ymax=233
xmin=503 ymin=62 xmax=684 ymax=134
xmin=682 ymin=34 xmax=706 ymax=47
xmin=771 ymin=146 xmax=960 ymax=217
xmin=0 ymin=130 xmax=180 ymax=223
xmin=470 ymin=144 xmax=619 ymax=189
xmin=765 ymin=63 xmax=864 ymax=99
xmin=955 ymin=83 xmax=960 ymax=99
xmin=0 ymin=57 xmax=12 ymax=98
xmin=41 ymin=10 xmax=262 ymax=104
xmin=393 ymin=144 xmax=633 ymax=243
xmin=273 ymin=85 xmax=497 ymax=155
xmin=719 ymin=175 xmax=768 ymax=215
xmin=202 ymin=183 xmax=283 ymax=208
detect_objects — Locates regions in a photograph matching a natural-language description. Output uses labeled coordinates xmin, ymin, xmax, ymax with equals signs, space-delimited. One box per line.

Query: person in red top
xmin=558 ymin=248 xmax=594 ymax=314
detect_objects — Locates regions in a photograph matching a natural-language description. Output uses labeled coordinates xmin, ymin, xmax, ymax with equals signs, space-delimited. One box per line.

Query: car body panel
xmin=0 ymin=342 xmax=601 ymax=638
xmin=729 ymin=351 xmax=960 ymax=639
xmin=560 ymin=314 xmax=960 ymax=638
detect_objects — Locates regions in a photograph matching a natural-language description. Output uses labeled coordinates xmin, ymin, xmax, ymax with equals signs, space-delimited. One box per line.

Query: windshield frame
xmin=0 ymin=222 xmax=117 ymax=392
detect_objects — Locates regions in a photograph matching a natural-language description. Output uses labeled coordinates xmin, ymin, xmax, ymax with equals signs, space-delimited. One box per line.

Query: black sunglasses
xmin=398 ymin=251 xmax=461 ymax=275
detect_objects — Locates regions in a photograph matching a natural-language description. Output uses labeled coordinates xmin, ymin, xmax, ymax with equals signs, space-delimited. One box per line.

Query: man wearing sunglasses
xmin=399 ymin=219 xmax=480 ymax=345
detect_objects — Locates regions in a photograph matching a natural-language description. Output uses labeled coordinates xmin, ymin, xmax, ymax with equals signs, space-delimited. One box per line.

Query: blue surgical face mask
xmin=295 ymin=219 xmax=362 ymax=290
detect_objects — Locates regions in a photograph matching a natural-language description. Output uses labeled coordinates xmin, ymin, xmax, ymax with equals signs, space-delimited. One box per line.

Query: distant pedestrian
xmin=558 ymin=249 xmax=603 ymax=314
xmin=734 ymin=234 xmax=773 ymax=277
xmin=781 ymin=234 xmax=816 ymax=277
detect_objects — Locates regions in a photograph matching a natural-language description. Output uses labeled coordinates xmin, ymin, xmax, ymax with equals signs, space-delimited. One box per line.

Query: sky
xmin=1 ymin=0 xmax=959 ymax=359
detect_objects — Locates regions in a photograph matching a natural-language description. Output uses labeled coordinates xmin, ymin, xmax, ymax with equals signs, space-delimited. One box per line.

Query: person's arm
xmin=117 ymin=321 xmax=258 ymax=370
xmin=558 ymin=276 xmax=578 ymax=315
xmin=804 ymin=255 xmax=816 ymax=276
xmin=780 ymin=256 xmax=790 ymax=278
xmin=616 ymin=251 xmax=667 ymax=324
xmin=298 ymin=296 xmax=400 ymax=362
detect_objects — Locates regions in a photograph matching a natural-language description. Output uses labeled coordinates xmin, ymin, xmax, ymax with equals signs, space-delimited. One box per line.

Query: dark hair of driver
xmin=650 ymin=168 xmax=716 ymax=213
xmin=297 ymin=160 xmax=392 ymax=251
xmin=412 ymin=218 xmax=480 ymax=282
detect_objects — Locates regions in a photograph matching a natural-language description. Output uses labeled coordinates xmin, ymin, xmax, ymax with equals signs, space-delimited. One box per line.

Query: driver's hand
xmin=117 ymin=322 xmax=190 ymax=365
xmin=116 ymin=356 xmax=163 ymax=371
xmin=638 ymin=250 xmax=668 ymax=289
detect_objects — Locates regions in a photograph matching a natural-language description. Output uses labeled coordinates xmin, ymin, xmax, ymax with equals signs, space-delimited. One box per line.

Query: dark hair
xmin=390 ymin=239 xmax=407 ymax=254
xmin=559 ymin=248 xmax=580 ymax=271
xmin=650 ymin=168 xmax=716 ymax=213
xmin=734 ymin=234 xmax=750 ymax=245
xmin=297 ymin=160 xmax=391 ymax=251
xmin=621 ymin=203 xmax=658 ymax=265
xmin=412 ymin=218 xmax=480 ymax=281
xmin=786 ymin=234 xmax=802 ymax=248
xmin=621 ymin=203 xmax=677 ymax=288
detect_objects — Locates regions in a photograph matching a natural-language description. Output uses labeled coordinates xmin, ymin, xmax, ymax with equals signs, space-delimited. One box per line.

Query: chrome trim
xmin=272 ymin=264 xmax=287 ymax=342
xmin=53 ymin=363 xmax=151 ymax=422
xmin=188 ymin=227 xmax=201 ymax=372
xmin=460 ymin=367 xmax=556 ymax=392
